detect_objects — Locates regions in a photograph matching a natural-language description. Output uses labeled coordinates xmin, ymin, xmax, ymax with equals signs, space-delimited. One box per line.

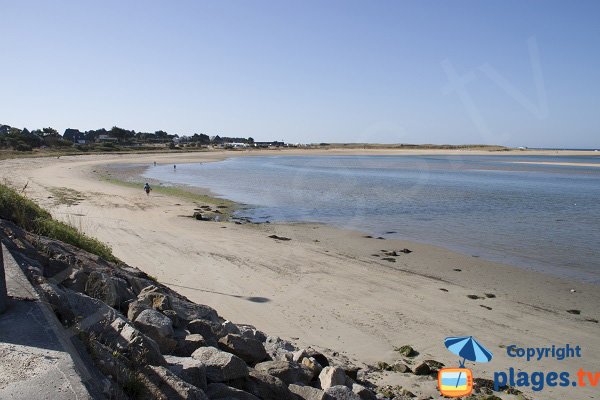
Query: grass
xmin=47 ymin=187 xmax=87 ymax=206
xmin=100 ymin=174 xmax=237 ymax=217
xmin=0 ymin=182 xmax=118 ymax=262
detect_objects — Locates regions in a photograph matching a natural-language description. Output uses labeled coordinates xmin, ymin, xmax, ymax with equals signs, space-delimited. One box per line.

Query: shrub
xmin=0 ymin=183 xmax=117 ymax=262
xmin=15 ymin=142 xmax=32 ymax=151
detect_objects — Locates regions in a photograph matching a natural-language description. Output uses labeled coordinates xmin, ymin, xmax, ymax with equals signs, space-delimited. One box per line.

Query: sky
xmin=0 ymin=1 xmax=598 ymax=148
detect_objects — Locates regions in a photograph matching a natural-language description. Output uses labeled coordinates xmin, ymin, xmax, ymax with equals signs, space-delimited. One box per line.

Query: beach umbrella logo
xmin=438 ymin=336 xmax=493 ymax=397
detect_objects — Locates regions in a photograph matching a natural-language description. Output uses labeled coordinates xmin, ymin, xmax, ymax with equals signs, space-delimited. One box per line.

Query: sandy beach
xmin=3 ymin=149 xmax=599 ymax=399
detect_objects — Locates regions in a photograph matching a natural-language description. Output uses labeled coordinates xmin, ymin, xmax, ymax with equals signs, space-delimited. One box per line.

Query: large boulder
xmin=127 ymin=300 xmax=150 ymax=321
xmin=301 ymin=357 xmax=323 ymax=380
xmin=39 ymin=283 xmax=119 ymax=329
xmin=238 ymin=324 xmax=267 ymax=343
xmin=134 ymin=309 xmax=176 ymax=353
xmin=205 ymin=383 xmax=260 ymax=400
xmin=218 ymin=334 xmax=268 ymax=364
xmin=319 ymin=367 xmax=347 ymax=390
xmin=254 ymin=360 xmax=313 ymax=385
xmin=165 ymin=355 xmax=208 ymax=390
xmin=173 ymin=334 xmax=207 ymax=357
xmin=289 ymin=384 xmax=328 ymax=400
xmin=325 ymin=385 xmax=362 ymax=400
xmin=170 ymin=296 xmax=219 ymax=324
xmin=84 ymin=271 xmax=134 ymax=308
xmin=191 ymin=347 xmax=248 ymax=382
xmin=125 ymin=275 xmax=158 ymax=295
xmin=138 ymin=285 xmax=172 ymax=311
xmin=188 ymin=319 xmax=225 ymax=347
xmin=222 ymin=320 xmax=241 ymax=335
xmin=264 ymin=336 xmax=297 ymax=361
xmin=141 ymin=365 xmax=209 ymax=400
xmin=109 ymin=317 xmax=166 ymax=366
xmin=241 ymin=370 xmax=296 ymax=400
xmin=351 ymin=383 xmax=377 ymax=400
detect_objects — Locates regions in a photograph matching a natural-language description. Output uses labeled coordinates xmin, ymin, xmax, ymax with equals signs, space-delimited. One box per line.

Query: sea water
xmin=143 ymin=155 xmax=600 ymax=283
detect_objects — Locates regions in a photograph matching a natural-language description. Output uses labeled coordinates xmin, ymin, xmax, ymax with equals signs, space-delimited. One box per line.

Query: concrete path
xmin=0 ymin=243 xmax=97 ymax=399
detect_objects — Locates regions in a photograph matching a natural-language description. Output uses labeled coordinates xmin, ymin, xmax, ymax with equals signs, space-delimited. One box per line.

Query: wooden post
xmin=0 ymin=244 xmax=7 ymax=314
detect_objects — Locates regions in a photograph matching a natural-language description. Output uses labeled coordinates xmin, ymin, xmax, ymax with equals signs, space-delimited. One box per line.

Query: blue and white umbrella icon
xmin=444 ymin=336 xmax=493 ymax=388
xmin=445 ymin=336 xmax=493 ymax=367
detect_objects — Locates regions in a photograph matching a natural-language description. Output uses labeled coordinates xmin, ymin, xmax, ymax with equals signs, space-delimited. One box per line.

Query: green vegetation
xmin=48 ymin=187 xmax=87 ymax=206
xmin=0 ymin=183 xmax=118 ymax=262
xmin=394 ymin=344 xmax=416 ymax=357
xmin=100 ymin=174 xmax=237 ymax=217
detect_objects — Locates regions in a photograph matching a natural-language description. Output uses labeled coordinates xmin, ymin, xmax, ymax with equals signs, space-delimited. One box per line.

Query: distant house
xmin=97 ymin=134 xmax=118 ymax=143
xmin=224 ymin=142 xmax=249 ymax=148
xmin=64 ymin=128 xmax=88 ymax=144
xmin=254 ymin=141 xmax=285 ymax=148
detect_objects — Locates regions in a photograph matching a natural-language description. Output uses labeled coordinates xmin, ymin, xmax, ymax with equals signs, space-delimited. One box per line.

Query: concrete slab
xmin=0 ymin=244 xmax=96 ymax=399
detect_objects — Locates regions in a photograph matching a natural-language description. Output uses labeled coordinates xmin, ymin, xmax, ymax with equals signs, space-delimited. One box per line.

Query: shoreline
xmin=133 ymin=152 xmax=599 ymax=285
xmin=1 ymin=150 xmax=599 ymax=399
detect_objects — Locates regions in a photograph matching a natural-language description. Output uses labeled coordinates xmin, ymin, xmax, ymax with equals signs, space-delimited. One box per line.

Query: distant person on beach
xmin=174 ymin=164 xmax=176 ymax=171
xmin=144 ymin=182 xmax=152 ymax=196
xmin=153 ymin=161 xmax=156 ymax=166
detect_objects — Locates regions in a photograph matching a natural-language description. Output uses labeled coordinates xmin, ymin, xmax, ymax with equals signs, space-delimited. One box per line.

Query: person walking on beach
xmin=153 ymin=161 xmax=156 ymax=166
xmin=174 ymin=164 xmax=176 ymax=171
xmin=144 ymin=182 xmax=152 ymax=196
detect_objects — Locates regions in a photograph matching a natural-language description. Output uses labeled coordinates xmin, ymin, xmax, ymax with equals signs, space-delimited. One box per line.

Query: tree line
xmin=0 ymin=124 xmax=254 ymax=151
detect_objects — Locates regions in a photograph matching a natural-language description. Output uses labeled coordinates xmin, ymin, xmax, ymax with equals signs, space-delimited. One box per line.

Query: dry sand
xmin=2 ymin=149 xmax=599 ymax=399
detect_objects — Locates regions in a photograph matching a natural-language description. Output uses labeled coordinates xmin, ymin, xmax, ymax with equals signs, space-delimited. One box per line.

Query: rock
xmin=61 ymin=268 xmax=89 ymax=293
xmin=394 ymin=345 xmax=415 ymax=357
xmin=345 ymin=366 xmax=360 ymax=381
xmin=109 ymin=317 xmax=166 ymax=366
xmin=254 ymin=360 xmax=313 ymax=385
xmin=376 ymin=361 xmax=391 ymax=371
xmin=325 ymin=385 xmax=362 ymax=400
xmin=191 ymin=346 xmax=248 ymax=382
xmin=238 ymin=324 xmax=268 ymax=342
xmin=242 ymin=369 xmax=296 ymax=400
xmin=413 ymin=362 xmax=431 ymax=375
xmin=127 ymin=300 xmax=150 ymax=321
xmin=264 ymin=336 xmax=297 ymax=361
xmin=218 ymin=334 xmax=268 ymax=364
xmin=319 ymin=366 xmax=347 ymax=390
xmin=134 ymin=309 xmax=176 ymax=353
xmin=391 ymin=362 xmax=411 ymax=373
xmin=85 ymin=271 xmax=134 ymax=308
xmin=305 ymin=348 xmax=329 ymax=367
xmin=170 ymin=295 xmax=219 ymax=324
xmin=165 ymin=355 xmax=208 ymax=390
xmin=205 ymin=383 xmax=260 ymax=400
xmin=40 ymin=283 xmax=119 ymax=328
xmin=422 ymin=359 xmax=444 ymax=372
xmin=188 ymin=319 xmax=225 ymax=347
xmin=173 ymin=334 xmax=207 ymax=357
xmin=126 ymin=275 xmax=158 ymax=295
xmin=222 ymin=320 xmax=241 ymax=335
xmin=138 ymin=285 xmax=172 ymax=311
xmin=87 ymin=338 xmax=133 ymax=389
xmin=289 ymin=383 xmax=328 ymax=400
xmin=302 ymin=357 xmax=323 ymax=380
xmin=141 ymin=365 xmax=209 ymax=400
xmin=352 ymin=383 xmax=377 ymax=400
xmin=293 ymin=349 xmax=307 ymax=362
xmin=164 ymin=309 xmax=183 ymax=329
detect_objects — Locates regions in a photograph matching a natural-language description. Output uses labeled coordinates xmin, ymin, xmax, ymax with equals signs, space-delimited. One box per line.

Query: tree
xmin=110 ymin=126 xmax=134 ymax=143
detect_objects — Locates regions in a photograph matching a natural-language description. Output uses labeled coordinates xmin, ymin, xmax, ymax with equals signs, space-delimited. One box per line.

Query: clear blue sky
xmin=1 ymin=1 xmax=598 ymax=147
